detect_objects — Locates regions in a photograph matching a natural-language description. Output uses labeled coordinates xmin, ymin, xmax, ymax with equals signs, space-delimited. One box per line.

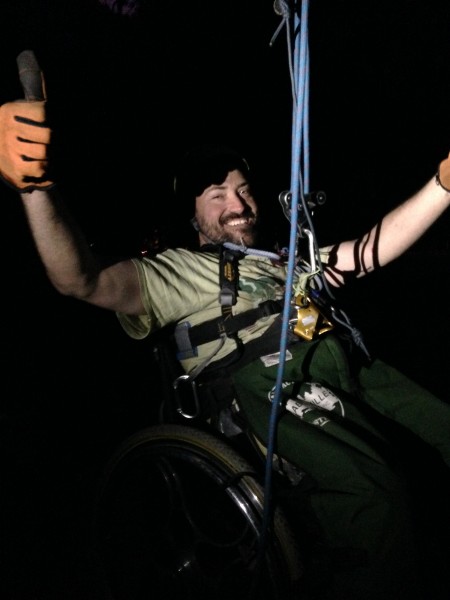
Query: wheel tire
xmin=91 ymin=424 xmax=304 ymax=600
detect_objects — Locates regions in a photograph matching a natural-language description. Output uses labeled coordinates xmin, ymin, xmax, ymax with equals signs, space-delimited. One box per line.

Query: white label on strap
xmin=260 ymin=349 xmax=293 ymax=367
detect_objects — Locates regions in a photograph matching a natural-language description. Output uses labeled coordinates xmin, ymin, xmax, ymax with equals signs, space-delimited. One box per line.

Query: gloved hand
xmin=0 ymin=100 xmax=52 ymax=192
xmin=437 ymin=151 xmax=450 ymax=192
xmin=0 ymin=51 xmax=53 ymax=193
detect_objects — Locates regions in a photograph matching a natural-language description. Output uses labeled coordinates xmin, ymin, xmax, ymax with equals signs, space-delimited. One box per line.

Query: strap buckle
xmin=174 ymin=321 xmax=198 ymax=360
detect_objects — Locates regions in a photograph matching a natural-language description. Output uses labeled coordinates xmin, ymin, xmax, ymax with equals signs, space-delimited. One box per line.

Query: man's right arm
xmin=20 ymin=186 xmax=145 ymax=315
xmin=0 ymin=60 xmax=145 ymax=317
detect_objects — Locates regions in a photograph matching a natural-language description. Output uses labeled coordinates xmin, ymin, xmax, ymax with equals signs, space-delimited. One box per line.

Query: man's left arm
xmin=320 ymin=153 xmax=450 ymax=287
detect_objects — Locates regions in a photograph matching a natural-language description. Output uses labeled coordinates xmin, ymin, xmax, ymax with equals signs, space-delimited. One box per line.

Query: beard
xmin=196 ymin=210 xmax=258 ymax=246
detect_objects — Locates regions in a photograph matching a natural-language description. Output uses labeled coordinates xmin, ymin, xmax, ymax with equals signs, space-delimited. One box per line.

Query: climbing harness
xmin=172 ymin=244 xmax=283 ymax=417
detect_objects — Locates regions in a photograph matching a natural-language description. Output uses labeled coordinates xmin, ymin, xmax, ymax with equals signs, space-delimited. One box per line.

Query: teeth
xmin=227 ymin=218 xmax=248 ymax=226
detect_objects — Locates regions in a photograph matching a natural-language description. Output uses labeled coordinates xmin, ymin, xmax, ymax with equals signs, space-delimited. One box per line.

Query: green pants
xmin=232 ymin=334 xmax=450 ymax=600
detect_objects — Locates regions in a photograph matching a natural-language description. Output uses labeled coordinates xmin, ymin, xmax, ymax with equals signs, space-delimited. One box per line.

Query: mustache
xmin=220 ymin=209 xmax=257 ymax=226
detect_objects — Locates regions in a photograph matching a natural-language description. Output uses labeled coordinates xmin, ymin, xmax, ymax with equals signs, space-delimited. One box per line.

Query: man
xmin=1 ymin=78 xmax=450 ymax=599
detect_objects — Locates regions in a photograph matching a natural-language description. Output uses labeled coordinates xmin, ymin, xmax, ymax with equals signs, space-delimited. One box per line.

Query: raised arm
xmin=0 ymin=52 xmax=144 ymax=316
xmin=320 ymin=159 xmax=450 ymax=287
xmin=20 ymin=187 xmax=144 ymax=314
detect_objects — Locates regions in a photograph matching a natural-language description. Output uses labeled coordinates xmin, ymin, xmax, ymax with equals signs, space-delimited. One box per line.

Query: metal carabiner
xmin=173 ymin=374 xmax=201 ymax=419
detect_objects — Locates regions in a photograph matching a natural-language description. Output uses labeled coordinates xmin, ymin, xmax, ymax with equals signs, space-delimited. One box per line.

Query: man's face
xmin=194 ymin=169 xmax=258 ymax=246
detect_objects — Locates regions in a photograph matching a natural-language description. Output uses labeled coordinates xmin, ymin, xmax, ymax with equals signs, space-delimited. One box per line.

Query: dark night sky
xmin=1 ymin=0 xmax=448 ymax=239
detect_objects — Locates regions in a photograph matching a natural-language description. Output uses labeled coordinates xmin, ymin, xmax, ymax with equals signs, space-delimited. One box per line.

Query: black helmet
xmin=174 ymin=144 xmax=250 ymax=205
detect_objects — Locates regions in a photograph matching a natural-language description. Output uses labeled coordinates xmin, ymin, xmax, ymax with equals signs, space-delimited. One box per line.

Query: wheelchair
xmin=91 ymin=328 xmax=310 ymax=600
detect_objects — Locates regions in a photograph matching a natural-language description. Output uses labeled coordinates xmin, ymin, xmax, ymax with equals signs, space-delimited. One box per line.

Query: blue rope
xmin=253 ymin=0 xmax=310 ymax=585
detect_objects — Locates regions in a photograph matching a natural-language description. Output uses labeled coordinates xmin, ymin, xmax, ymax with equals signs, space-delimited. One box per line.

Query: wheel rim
xmin=92 ymin=427 xmax=302 ymax=599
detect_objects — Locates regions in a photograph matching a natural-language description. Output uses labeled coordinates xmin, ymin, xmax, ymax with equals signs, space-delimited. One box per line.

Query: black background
xmin=1 ymin=1 xmax=449 ymax=597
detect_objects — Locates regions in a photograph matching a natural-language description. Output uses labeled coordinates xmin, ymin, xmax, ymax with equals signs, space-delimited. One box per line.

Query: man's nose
xmin=227 ymin=191 xmax=247 ymax=212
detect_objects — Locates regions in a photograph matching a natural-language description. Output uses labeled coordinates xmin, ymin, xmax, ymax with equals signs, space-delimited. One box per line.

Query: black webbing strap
xmin=219 ymin=245 xmax=245 ymax=360
xmin=219 ymin=245 xmax=241 ymax=317
xmin=198 ymin=312 xmax=299 ymax=376
xmin=190 ymin=299 xmax=282 ymax=346
xmin=174 ymin=299 xmax=282 ymax=360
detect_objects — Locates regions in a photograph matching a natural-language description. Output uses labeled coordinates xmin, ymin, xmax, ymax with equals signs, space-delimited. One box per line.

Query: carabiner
xmin=173 ymin=374 xmax=201 ymax=419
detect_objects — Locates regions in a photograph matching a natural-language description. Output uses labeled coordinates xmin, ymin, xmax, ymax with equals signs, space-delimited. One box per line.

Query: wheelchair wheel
xmin=92 ymin=423 xmax=303 ymax=600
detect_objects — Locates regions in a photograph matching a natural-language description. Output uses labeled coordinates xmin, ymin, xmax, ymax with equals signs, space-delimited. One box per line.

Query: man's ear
xmin=190 ymin=217 xmax=200 ymax=231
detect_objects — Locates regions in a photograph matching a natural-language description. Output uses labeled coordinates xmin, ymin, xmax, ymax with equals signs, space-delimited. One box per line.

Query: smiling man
xmin=2 ymin=89 xmax=450 ymax=598
xmin=175 ymin=145 xmax=259 ymax=247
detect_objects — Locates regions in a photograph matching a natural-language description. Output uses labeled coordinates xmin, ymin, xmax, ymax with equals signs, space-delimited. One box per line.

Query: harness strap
xmin=174 ymin=299 xmax=283 ymax=360
xmin=219 ymin=245 xmax=242 ymax=314
xmin=198 ymin=312 xmax=294 ymax=376
xmin=192 ymin=299 xmax=282 ymax=346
